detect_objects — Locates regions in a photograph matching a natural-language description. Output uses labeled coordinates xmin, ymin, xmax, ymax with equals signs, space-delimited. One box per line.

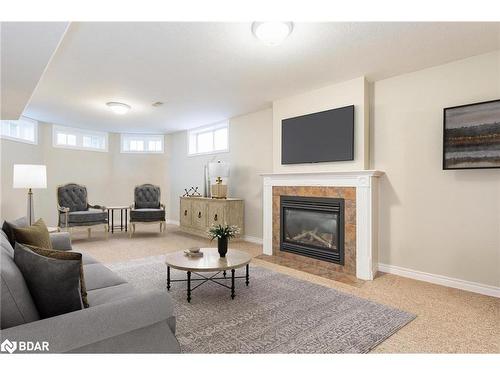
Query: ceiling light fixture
xmin=251 ymin=22 xmax=293 ymax=46
xmin=106 ymin=102 xmax=131 ymax=115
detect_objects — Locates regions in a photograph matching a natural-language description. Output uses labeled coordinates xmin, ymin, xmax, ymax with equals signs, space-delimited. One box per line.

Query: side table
xmin=107 ymin=206 xmax=129 ymax=233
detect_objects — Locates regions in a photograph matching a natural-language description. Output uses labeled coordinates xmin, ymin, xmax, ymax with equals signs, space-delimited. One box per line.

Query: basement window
xmin=53 ymin=125 xmax=108 ymax=152
xmin=0 ymin=117 xmax=38 ymax=144
xmin=121 ymin=134 xmax=164 ymax=153
xmin=188 ymin=121 xmax=229 ymax=156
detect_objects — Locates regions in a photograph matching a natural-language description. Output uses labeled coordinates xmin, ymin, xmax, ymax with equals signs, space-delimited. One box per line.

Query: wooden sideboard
xmin=179 ymin=197 xmax=244 ymax=238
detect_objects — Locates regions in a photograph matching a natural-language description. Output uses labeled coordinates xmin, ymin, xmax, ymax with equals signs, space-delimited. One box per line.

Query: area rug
xmin=107 ymin=255 xmax=415 ymax=353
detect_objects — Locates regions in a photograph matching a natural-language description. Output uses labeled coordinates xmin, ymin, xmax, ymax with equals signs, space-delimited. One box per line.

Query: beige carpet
xmin=72 ymin=224 xmax=499 ymax=353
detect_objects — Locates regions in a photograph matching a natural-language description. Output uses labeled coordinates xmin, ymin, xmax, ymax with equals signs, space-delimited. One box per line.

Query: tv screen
xmin=281 ymin=105 xmax=354 ymax=164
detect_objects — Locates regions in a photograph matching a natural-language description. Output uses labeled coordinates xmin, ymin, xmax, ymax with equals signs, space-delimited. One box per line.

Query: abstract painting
xmin=443 ymin=99 xmax=500 ymax=169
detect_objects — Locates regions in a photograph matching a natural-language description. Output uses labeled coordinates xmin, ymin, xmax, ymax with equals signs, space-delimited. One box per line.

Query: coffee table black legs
xmin=246 ymin=264 xmax=249 ymax=286
xmin=231 ymin=269 xmax=235 ymax=299
xmin=223 ymin=270 xmax=226 ymax=278
xmin=167 ymin=266 xmax=171 ymax=290
xmin=187 ymin=271 xmax=192 ymax=303
xmin=166 ymin=266 xmax=250 ymax=302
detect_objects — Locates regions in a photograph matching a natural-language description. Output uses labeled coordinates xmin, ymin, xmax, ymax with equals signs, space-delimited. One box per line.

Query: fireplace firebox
xmin=280 ymin=196 xmax=344 ymax=264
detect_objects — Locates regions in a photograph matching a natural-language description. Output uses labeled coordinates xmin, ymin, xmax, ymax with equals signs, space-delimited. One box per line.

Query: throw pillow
xmin=12 ymin=218 xmax=52 ymax=249
xmin=24 ymin=244 xmax=89 ymax=309
xmin=1 ymin=217 xmax=28 ymax=247
xmin=14 ymin=243 xmax=85 ymax=319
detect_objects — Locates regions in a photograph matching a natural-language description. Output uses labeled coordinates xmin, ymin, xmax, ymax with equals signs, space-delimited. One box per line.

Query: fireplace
xmin=280 ymin=195 xmax=344 ymax=265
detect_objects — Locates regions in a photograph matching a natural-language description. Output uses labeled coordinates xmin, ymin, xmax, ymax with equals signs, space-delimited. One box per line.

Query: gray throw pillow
xmin=2 ymin=217 xmax=28 ymax=247
xmin=14 ymin=243 xmax=84 ymax=319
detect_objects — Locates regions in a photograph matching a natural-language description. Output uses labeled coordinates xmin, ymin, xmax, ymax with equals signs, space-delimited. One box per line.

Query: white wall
xmin=272 ymin=76 xmax=369 ymax=173
xmin=372 ymin=51 xmax=500 ymax=287
xmin=168 ymin=108 xmax=273 ymax=239
xmin=1 ymin=136 xmax=44 ymax=221
xmin=1 ymin=123 xmax=169 ymax=226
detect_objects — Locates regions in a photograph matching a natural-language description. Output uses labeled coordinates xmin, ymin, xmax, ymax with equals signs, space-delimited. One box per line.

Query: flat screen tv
xmin=281 ymin=105 xmax=354 ymax=164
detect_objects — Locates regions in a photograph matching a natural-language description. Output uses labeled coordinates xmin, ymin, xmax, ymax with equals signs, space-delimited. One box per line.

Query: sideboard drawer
xmin=208 ymin=203 xmax=225 ymax=227
xmin=191 ymin=201 xmax=207 ymax=230
xmin=180 ymin=199 xmax=191 ymax=227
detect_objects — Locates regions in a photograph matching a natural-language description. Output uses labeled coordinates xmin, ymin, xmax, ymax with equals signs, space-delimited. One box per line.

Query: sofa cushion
xmin=2 ymin=217 xmax=28 ymax=247
xmin=57 ymin=183 xmax=88 ymax=212
xmin=83 ymin=263 xmax=127 ymax=291
xmin=68 ymin=210 xmax=108 ymax=224
xmin=81 ymin=252 xmax=99 ymax=265
xmin=87 ymin=283 xmax=137 ymax=307
xmin=130 ymin=208 xmax=165 ymax=222
xmin=24 ymin=244 xmax=89 ymax=308
xmin=14 ymin=243 xmax=84 ymax=319
xmin=134 ymin=184 xmax=161 ymax=209
xmin=0 ymin=240 xmax=40 ymax=329
xmin=12 ymin=218 xmax=52 ymax=249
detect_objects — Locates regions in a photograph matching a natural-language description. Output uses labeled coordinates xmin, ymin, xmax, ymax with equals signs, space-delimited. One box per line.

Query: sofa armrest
xmin=50 ymin=232 xmax=72 ymax=251
xmin=0 ymin=290 xmax=175 ymax=353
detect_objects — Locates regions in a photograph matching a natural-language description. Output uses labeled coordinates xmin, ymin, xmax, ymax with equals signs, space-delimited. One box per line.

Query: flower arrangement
xmin=207 ymin=224 xmax=240 ymax=257
xmin=207 ymin=224 xmax=240 ymax=240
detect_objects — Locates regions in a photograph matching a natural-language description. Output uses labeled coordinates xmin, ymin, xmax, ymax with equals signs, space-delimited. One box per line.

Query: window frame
xmin=120 ymin=134 xmax=165 ymax=154
xmin=187 ymin=121 xmax=229 ymax=156
xmin=52 ymin=124 xmax=108 ymax=152
xmin=0 ymin=117 xmax=38 ymax=145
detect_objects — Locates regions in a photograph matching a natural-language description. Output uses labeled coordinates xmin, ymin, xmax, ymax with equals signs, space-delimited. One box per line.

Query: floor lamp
xmin=13 ymin=164 xmax=47 ymax=225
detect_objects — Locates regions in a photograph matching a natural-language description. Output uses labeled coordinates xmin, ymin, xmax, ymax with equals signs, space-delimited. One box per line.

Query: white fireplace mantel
xmin=261 ymin=170 xmax=384 ymax=280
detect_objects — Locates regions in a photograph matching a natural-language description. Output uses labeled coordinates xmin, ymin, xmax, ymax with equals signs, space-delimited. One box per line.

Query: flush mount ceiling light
xmin=106 ymin=102 xmax=131 ymax=115
xmin=251 ymin=22 xmax=293 ymax=46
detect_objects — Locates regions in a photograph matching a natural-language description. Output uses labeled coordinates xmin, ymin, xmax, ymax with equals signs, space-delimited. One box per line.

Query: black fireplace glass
xmin=283 ymin=208 xmax=338 ymax=250
xmin=280 ymin=196 xmax=344 ymax=264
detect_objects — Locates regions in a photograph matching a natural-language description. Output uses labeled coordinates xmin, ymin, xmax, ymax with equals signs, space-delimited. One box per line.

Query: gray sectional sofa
xmin=0 ymin=227 xmax=180 ymax=353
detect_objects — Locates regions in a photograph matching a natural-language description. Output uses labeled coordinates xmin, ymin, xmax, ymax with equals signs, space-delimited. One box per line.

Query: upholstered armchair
xmin=57 ymin=183 xmax=108 ymax=238
xmin=129 ymin=184 xmax=166 ymax=236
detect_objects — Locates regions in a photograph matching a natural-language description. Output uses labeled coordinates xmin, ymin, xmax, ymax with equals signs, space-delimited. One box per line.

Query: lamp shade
xmin=13 ymin=164 xmax=47 ymax=189
xmin=208 ymin=161 xmax=230 ymax=178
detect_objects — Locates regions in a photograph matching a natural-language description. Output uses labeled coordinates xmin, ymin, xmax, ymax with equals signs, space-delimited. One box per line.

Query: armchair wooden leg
xmin=129 ymin=223 xmax=135 ymax=238
xmin=105 ymin=224 xmax=109 ymax=239
xmin=87 ymin=227 xmax=91 ymax=239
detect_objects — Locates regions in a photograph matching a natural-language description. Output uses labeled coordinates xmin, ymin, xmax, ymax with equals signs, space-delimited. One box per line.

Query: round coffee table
xmin=165 ymin=248 xmax=252 ymax=302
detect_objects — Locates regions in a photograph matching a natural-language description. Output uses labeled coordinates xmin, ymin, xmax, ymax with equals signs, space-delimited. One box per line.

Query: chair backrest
xmin=57 ymin=183 xmax=88 ymax=212
xmin=134 ymin=184 xmax=161 ymax=209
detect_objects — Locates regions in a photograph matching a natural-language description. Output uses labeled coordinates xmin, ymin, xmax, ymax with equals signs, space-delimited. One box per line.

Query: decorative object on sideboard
xmin=443 ymin=99 xmax=500 ymax=170
xmin=203 ymin=164 xmax=210 ymax=197
xmin=182 ymin=186 xmax=202 ymax=197
xmin=13 ymin=164 xmax=47 ymax=225
xmin=208 ymin=224 xmax=240 ymax=258
xmin=209 ymin=161 xmax=230 ymax=199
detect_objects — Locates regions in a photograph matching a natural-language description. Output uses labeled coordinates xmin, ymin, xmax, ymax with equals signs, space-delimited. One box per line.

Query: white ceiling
xmin=1 ymin=22 xmax=68 ymax=119
xmin=19 ymin=22 xmax=500 ymax=133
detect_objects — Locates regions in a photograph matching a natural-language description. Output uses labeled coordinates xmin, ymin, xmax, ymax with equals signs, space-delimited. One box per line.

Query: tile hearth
xmin=272 ymin=186 xmax=357 ymax=276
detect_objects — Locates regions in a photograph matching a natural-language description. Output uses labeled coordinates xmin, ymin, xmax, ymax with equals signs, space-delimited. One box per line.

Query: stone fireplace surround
xmin=262 ymin=171 xmax=383 ymax=280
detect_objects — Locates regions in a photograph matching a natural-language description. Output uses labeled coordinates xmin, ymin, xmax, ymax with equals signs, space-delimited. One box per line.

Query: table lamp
xmin=13 ymin=164 xmax=47 ymax=225
xmin=208 ymin=161 xmax=230 ymax=199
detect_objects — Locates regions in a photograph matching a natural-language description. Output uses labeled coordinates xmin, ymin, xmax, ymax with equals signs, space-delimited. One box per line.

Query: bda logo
xmin=1 ymin=339 xmax=17 ymax=354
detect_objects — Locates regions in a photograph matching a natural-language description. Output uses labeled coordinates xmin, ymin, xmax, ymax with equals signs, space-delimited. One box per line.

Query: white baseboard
xmin=377 ymin=263 xmax=499 ymax=298
xmin=242 ymin=235 xmax=263 ymax=245
xmin=166 ymin=219 xmax=180 ymax=226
